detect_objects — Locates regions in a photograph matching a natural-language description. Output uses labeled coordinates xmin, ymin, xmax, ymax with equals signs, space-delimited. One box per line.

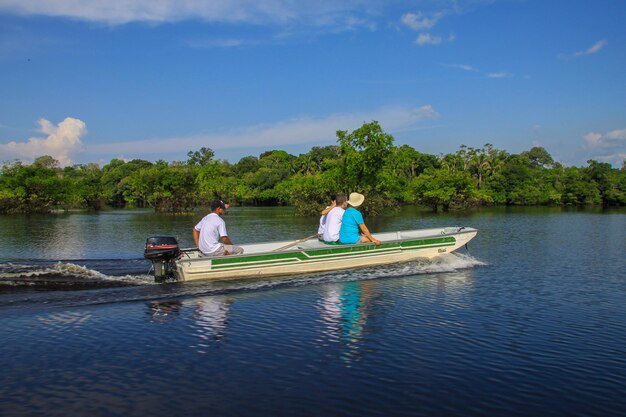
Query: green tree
xmin=3 ymin=126 xmax=624 ymax=216
xmin=308 ymin=145 xmax=341 ymax=169
xmin=0 ymin=161 xmax=27 ymax=213
xmin=558 ymin=166 xmax=601 ymax=205
xmin=408 ymin=167 xmax=486 ymax=211
xmin=0 ymin=157 xmax=64 ymax=213
xmin=62 ymin=163 xmax=105 ymax=210
xmin=586 ymin=160 xmax=626 ymax=206
xmin=234 ymin=156 xmax=260 ymax=176
xmin=294 ymin=153 xmax=318 ymax=175
xmin=386 ymin=145 xmax=439 ymax=179
xmin=522 ymin=146 xmax=554 ymax=168
xmin=335 ymin=121 xmax=396 ymax=214
xmin=196 ymin=160 xmax=238 ymax=204
xmin=277 ymin=171 xmax=341 ymax=216
xmin=187 ymin=147 xmax=215 ymax=166
xmin=337 ymin=121 xmax=394 ymax=193
xmin=101 ymin=159 xmax=153 ymax=207
xmin=124 ymin=162 xmax=196 ymax=213
xmin=498 ymin=153 xmax=560 ymax=205
xmin=250 ymin=150 xmax=296 ymax=204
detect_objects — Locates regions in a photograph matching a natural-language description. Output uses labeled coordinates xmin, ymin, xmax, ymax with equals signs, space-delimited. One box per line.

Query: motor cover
xmin=144 ymin=236 xmax=180 ymax=260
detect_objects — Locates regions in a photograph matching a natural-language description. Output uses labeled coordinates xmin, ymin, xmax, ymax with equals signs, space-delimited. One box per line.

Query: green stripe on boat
xmin=209 ymin=237 xmax=456 ymax=269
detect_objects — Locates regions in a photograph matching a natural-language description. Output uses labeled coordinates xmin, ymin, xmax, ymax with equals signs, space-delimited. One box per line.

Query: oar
xmin=272 ymin=234 xmax=318 ymax=252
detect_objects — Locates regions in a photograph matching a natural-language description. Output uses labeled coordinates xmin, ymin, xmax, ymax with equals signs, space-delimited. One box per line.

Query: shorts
xmin=202 ymin=244 xmax=244 ymax=256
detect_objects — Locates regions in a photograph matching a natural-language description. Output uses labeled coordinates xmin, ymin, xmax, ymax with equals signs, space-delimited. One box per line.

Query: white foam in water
xmin=0 ymin=262 xmax=155 ymax=286
xmin=0 ymin=262 xmax=103 ymax=278
xmin=341 ymin=252 xmax=486 ymax=280
xmin=0 ymin=254 xmax=486 ymax=290
xmin=54 ymin=262 xmax=109 ymax=278
xmin=204 ymin=253 xmax=487 ymax=294
xmin=407 ymin=252 xmax=487 ymax=273
xmin=52 ymin=262 xmax=156 ymax=285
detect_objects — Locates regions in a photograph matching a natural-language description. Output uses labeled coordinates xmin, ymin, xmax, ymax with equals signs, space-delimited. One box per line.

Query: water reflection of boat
xmin=193 ymin=296 xmax=232 ymax=342
xmin=319 ymin=281 xmax=377 ymax=363
xmin=147 ymin=301 xmax=183 ymax=322
xmin=144 ymin=227 xmax=478 ymax=283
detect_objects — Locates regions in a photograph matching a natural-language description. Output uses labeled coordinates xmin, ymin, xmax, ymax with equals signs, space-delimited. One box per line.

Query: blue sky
xmin=1 ymin=0 xmax=625 ymax=167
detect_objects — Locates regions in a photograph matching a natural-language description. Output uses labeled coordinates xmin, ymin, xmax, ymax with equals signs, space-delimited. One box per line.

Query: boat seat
xmin=297 ymin=242 xmax=325 ymax=250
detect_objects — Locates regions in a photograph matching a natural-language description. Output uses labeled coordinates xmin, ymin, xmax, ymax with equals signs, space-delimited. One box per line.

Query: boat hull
xmin=173 ymin=227 xmax=478 ymax=282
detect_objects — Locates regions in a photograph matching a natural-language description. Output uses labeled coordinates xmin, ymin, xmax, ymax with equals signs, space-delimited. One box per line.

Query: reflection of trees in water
xmin=191 ymin=296 xmax=233 ymax=353
xmin=319 ymin=280 xmax=377 ymax=364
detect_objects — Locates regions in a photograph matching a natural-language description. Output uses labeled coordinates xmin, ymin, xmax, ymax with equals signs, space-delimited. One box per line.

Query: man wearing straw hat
xmin=339 ymin=192 xmax=381 ymax=245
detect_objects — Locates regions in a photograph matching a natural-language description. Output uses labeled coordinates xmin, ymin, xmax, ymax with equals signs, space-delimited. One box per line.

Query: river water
xmin=1 ymin=207 xmax=625 ymax=417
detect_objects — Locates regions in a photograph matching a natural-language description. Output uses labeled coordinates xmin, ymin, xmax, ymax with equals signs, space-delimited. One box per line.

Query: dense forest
xmin=1 ymin=121 xmax=625 ymax=215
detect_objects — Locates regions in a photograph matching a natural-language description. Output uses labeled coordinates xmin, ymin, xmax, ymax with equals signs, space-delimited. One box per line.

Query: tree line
xmin=1 ymin=121 xmax=625 ymax=215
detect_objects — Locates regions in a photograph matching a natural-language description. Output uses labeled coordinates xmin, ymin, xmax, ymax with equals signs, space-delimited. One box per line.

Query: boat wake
xmin=0 ymin=253 xmax=485 ymax=291
xmin=0 ymin=260 xmax=154 ymax=289
xmin=0 ymin=254 xmax=486 ymax=310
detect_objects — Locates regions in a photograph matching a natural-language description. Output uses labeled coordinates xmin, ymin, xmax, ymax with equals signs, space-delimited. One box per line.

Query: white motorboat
xmin=144 ymin=226 xmax=478 ymax=282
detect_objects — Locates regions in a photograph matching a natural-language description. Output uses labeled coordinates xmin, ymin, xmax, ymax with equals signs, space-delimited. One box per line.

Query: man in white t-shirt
xmin=322 ymin=194 xmax=347 ymax=243
xmin=193 ymin=199 xmax=244 ymax=256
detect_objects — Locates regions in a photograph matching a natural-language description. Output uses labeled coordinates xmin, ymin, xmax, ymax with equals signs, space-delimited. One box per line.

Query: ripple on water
xmin=3 ymin=244 xmax=626 ymax=417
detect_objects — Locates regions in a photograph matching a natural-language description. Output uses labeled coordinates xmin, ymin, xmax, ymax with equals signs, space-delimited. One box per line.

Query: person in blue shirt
xmin=339 ymin=192 xmax=381 ymax=245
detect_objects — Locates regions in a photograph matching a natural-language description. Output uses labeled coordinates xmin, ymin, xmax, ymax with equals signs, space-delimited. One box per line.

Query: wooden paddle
xmin=272 ymin=234 xmax=318 ymax=252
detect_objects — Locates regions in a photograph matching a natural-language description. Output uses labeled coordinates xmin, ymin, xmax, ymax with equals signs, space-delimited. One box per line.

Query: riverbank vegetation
xmin=1 ymin=122 xmax=625 ymax=215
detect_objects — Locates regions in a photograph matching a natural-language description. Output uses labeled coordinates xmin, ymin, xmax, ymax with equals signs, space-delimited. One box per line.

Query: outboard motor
xmin=144 ymin=236 xmax=180 ymax=282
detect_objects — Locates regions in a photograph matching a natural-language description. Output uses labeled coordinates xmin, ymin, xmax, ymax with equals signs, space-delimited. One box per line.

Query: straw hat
xmin=346 ymin=192 xmax=365 ymax=207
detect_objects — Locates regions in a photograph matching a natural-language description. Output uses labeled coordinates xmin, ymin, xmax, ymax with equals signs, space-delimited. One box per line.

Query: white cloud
xmin=487 ymin=72 xmax=512 ymax=78
xmin=591 ymin=152 xmax=626 ymax=166
xmin=606 ymin=128 xmax=626 ymax=140
xmin=401 ymin=12 xmax=441 ymax=31
xmin=446 ymin=64 xmax=514 ymax=79
xmin=85 ymin=105 xmax=439 ymax=158
xmin=414 ymin=31 xmax=455 ymax=46
xmin=584 ymin=129 xmax=626 ymax=166
xmin=574 ymin=39 xmax=607 ymax=57
xmin=0 ymin=0 xmax=379 ymax=28
xmin=401 ymin=8 xmax=452 ymax=47
xmin=416 ymin=32 xmax=442 ymax=46
xmin=0 ymin=118 xmax=86 ymax=166
xmin=584 ymin=132 xmax=603 ymax=146
xmin=449 ymin=64 xmax=478 ymax=72
xmin=411 ymin=105 xmax=440 ymax=120
xmin=585 ymin=128 xmax=626 ymax=147
xmin=559 ymin=40 xmax=608 ymax=59
xmin=402 ymin=8 xmax=460 ymax=46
